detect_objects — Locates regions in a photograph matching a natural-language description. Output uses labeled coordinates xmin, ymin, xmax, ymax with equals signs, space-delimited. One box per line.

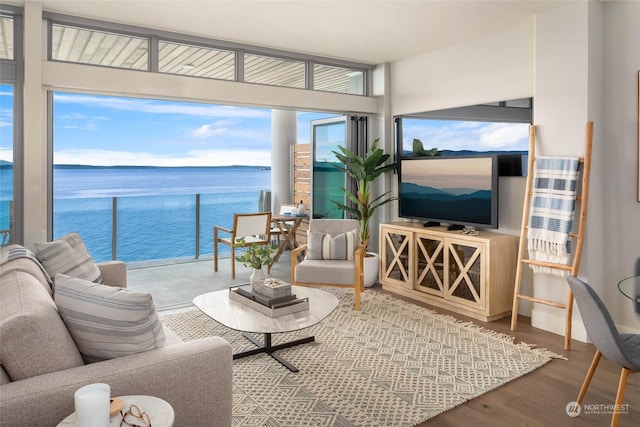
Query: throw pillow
xmin=35 ymin=232 xmax=103 ymax=285
xmin=307 ymin=229 xmax=358 ymax=261
xmin=54 ymin=274 xmax=166 ymax=363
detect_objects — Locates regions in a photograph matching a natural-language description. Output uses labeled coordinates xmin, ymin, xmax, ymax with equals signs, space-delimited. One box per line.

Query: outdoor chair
xmin=291 ymin=219 xmax=365 ymax=310
xmin=566 ymin=276 xmax=640 ymax=427
xmin=214 ymin=212 xmax=272 ymax=279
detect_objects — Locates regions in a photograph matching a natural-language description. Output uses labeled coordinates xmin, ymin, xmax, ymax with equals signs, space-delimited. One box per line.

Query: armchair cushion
xmin=35 ymin=232 xmax=103 ymax=285
xmin=54 ymin=274 xmax=165 ymax=363
xmin=307 ymin=229 xmax=358 ymax=260
xmin=294 ymin=258 xmax=357 ymax=285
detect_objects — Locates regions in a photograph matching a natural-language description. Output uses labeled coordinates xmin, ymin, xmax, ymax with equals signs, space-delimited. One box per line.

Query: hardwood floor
xmin=376 ymin=289 xmax=640 ymax=426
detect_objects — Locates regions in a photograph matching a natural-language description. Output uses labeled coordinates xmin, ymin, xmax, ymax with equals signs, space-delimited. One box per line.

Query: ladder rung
xmin=526 ymin=192 xmax=582 ymax=202
xmin=516 ymin=294 xmax=568 ymax=309
xmin=521 ymin=259 xmax=573 ymax=271
xmin=531 ymin=156 xmax=584 ymax=163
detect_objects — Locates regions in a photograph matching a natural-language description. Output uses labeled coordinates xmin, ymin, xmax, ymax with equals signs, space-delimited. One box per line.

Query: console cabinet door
xmin=414 ymin=233 xmax=445 ymax=297
xmin=380 ymin=227 xmax=413 ymax=288
xmin=444 ymin=238 xmax=485 ymax=310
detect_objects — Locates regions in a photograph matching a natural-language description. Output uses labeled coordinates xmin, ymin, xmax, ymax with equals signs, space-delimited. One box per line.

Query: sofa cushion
xmin=307 ymin=229 xmax=358 ymax=261
xmin=35 ymin=232 xmax=103 ymax=285
xmin=0 ymin=271 xmax=84 ymax=381
xmin=0 ymin=246 xmax=54 ymax=295
xmin=54 ymin=274 xmax=166 ymax=363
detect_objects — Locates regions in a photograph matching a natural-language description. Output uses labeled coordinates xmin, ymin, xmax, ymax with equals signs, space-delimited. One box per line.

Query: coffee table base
xmin=233 ymin=333 xmax=314 ymax=372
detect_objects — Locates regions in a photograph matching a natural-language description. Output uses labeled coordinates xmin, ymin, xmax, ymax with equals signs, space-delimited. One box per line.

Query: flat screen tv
xmin=398 ymin=155 xmax=499 ymax=229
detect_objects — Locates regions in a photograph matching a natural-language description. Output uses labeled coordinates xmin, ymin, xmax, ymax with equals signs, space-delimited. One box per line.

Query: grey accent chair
xmin=291 ymin=219 xmax=365 ymax=310
xmin=566 ymin=276 xmax=640 ymax=427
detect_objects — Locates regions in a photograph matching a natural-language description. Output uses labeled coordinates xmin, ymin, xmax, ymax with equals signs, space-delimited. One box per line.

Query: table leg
xmin=233 ymin=332 xmax=315 ymax=372
xmin=271 ymin=219 xmax=302 ymax=264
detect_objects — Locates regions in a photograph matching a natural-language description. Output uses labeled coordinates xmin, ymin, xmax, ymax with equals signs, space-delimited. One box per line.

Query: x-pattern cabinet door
xmin=444 ymin=238 xmax=485 ymax=310
xmin=380 ymin=227 xmax=413 ymax=288
xmin=415 ymin=234 xmax=445 ymax=296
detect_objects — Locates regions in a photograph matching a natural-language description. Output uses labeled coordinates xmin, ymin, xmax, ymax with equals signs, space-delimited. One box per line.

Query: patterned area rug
xmin=161 ymin=289 xmax=560 ymax=426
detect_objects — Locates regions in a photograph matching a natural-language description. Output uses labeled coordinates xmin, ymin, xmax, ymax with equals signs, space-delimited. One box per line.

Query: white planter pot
xmin=363 ymin=252 xmax=379 ymax=288
xmin=250 ymin=268 xmax=267 ymax=287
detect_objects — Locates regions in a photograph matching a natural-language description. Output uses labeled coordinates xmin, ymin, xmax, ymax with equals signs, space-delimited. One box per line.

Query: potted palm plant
xmin=332 ymin=138 xmax=398 ymax=287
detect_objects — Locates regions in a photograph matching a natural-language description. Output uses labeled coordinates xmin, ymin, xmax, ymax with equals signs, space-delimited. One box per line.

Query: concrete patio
xmin=126 ymin=251 xmax=294 ymax=312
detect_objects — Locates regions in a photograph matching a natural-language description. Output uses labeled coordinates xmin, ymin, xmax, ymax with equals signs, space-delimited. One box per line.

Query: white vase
xmin=250 ymin=267 xmax=267 ymax=287
xmin=363 ymin=252 xmax=379 ymax=288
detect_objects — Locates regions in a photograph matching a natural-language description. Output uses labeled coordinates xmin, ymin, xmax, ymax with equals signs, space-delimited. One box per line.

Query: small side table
xmin=57 ymin=395 xmax=174 ymax=427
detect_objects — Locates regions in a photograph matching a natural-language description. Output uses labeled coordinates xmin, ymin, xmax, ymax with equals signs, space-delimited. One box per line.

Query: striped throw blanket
xmin=527 ymin=156 xmax=580 ymax=276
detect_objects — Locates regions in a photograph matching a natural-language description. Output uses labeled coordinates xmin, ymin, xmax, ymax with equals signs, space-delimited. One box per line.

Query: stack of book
xmin=229 ymin=284 xmax=309 ymax=317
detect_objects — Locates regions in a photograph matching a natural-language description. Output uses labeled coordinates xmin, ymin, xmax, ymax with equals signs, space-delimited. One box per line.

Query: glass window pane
xmin=0 ymin=15 xmax=14 ymax=60
xmin=0 ymin=84 xmax=14 ymax=245
xmin=312 ymin=119 xmax=346 ymax=219
xmin=244 ymin=53 xmax=305 ymax=89
xmin=505 ymin=98 xmax=533 ymax=108
xmin=314 ymin=64 xmax=364 ymax=95
xmin=51 ymin=24 xmax=148 ymax=70
xmin=159 ymin=41 xmax=235 ymax=80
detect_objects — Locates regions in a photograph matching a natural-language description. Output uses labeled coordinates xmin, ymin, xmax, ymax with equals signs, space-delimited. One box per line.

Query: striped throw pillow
xmin=35 ymin=232 xmax=103 ymax=285
xmin=54 ymin=274 xmax=166 ymax=363
xmin=307 ymin=229 xmax=358 ymax=260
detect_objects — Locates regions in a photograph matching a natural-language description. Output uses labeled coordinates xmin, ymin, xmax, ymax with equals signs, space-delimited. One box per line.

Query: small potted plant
xmin=234 ymin=237 xmax=277 ymax=285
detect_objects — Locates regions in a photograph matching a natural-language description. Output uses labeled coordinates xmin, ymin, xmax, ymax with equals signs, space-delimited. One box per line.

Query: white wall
xmin=600 ymin=1 xmax=640 ymax=333
xmin=531 ymin=1 xmax=602 ymax=341
xmin=389 ymin=1 xmax=640 ymax=338
xmin=391 ymin=21 xmax=534 ymax=116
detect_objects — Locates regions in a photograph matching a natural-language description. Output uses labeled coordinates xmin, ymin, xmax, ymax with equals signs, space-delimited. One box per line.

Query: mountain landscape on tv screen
xmin=400 ymin=182 xmax=492 ymax=224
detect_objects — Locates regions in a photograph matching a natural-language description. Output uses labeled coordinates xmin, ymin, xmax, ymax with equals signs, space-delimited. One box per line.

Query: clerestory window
xmin=46 ymin=16 xmax=370 ymax=96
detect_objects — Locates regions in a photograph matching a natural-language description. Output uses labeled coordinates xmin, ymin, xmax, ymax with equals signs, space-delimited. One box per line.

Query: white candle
xmin=74 ymin=383 xmax=110 ymax=427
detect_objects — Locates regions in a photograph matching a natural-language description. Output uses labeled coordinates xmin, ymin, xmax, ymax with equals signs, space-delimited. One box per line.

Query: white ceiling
xmin=9 ymin=0 xmax=571 ymax=64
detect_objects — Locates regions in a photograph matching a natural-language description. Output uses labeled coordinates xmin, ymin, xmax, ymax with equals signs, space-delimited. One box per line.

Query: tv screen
xmin=398 ymin=156 xmax=499 ymax=229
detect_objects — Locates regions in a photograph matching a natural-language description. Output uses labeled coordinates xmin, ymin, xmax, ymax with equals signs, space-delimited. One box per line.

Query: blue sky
xmin=402 ymin=118 xmax=529 ymax=153
xmin=0 ymin=85 xmax=13 ymax=161
xmin=51 ymin=91 xmax=335 ymax=167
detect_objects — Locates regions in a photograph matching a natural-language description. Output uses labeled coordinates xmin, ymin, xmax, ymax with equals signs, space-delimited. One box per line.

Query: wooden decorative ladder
xmin=510 ymin=122 xmax=593 ymax=350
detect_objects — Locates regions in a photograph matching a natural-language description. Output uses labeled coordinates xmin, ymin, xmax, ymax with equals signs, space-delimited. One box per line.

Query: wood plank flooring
xmin=376 ymin=289 xmax=640 ymax=426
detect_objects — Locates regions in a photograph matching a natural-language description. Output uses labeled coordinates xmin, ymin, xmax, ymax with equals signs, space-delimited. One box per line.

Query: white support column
xmin=270 ymin=110 xmax=297 ymax=213
xmin=22 ymin=2 xmax=46 ymax=249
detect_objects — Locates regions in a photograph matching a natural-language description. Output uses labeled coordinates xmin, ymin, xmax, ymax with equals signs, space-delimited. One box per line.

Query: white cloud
xmin=478 ymin=123 xmax=529 ymax=149
xmin=0 ymin=148 xmax=12 ymax=162
xmin=55 ymin=93 xmax=271 ymax=119
xmin=54 ymin=148 xmax=271 ymax=167
xmin=403 ymin=121 xmax=529 ymax=152
xmin=190 ymin=120 xmax=233 ymax=138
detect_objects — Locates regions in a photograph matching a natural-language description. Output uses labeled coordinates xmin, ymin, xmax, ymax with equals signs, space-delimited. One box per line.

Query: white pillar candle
xmin=74 ymin=383 xmax=111 ymax=427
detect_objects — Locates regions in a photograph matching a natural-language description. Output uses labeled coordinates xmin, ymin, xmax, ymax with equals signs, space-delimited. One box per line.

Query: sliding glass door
xmin=311 ymin=117 xmax=347 ymax=219
xmin=310 ymin=115 xmax=367 ymax=219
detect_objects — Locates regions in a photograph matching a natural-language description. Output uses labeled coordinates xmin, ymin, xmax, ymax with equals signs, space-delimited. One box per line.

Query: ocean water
xmin=2 ymin=166 xmax=272 ymax=263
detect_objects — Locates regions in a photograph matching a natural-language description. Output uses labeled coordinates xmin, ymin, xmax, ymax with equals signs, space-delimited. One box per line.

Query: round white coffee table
xmin=57 ymin=395 xmax=174 ymax=427
xmin=193 ymin=285 xmax=339 ymax=372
